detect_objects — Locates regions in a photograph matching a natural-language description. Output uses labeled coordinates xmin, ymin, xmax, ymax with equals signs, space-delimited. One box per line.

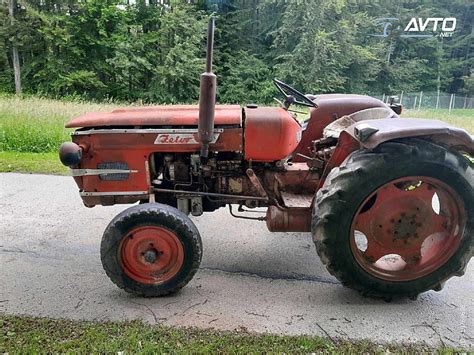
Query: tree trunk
xmin=9 ymin=0 xmax=22 ymax=95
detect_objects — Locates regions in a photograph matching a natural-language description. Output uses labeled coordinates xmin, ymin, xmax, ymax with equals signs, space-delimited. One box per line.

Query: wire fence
xmin=374 ymin=92 xmax=473 ymax=110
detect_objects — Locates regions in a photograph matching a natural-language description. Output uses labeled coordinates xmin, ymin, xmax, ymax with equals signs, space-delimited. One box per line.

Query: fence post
xmin=400 ymin=91 xmax=404 ymax=105
xmin=418 ymin=91 xmax=423 ymax=110
xmin=382 ymin=94 xmax=385 ymax=103
xmin=448 ymin=93 xmax=454 ymax=113
xmin=453 ymin=94 xmax=456 ymax=109
xmin=464 ymin=95 xmax=468 ymax=109
xmin=436 ymin=89 xmax=440 ymax=109
xmin=413 ymin=96 xmax=417 ymax=110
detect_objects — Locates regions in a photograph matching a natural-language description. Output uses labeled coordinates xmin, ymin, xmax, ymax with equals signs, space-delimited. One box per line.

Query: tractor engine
xmin=147 ymin=107 xmax=315 ymax=214
xmin=149 ymin=151 xmax=253 ymax=215
xmin=148 ymin=147 xmax=320 ymax=231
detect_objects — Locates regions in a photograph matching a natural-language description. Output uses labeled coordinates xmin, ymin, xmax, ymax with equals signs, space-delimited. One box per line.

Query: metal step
xmin=281 ymin=192 xmax=313 ymax=208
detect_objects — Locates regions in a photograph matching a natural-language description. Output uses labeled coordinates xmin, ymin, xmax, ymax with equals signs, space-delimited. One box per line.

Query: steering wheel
xmin=273 ymin=79 xmax=318 ymax=109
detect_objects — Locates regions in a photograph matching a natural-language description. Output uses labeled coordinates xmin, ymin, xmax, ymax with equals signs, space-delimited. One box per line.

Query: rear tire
xmin=312 ymin=139 xmax=473 ymax=299
xmin=101 ymin=203 xmax=202 ymax=297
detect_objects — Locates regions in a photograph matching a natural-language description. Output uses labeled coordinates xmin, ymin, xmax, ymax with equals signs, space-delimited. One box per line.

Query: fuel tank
xmin=244 ymin=107 xmax=302 ymax=162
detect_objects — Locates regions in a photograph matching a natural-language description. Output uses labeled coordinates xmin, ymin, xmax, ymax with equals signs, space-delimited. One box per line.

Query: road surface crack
xmin=129 ymin=300 xmax=165 ymax=324
xmin=199 ymin=266 xmax=339 ymax=285
xmin=245 ymin=310 xmax=269 ymax=319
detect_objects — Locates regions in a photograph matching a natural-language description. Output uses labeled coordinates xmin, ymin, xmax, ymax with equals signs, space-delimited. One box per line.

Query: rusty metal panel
xmin=280 ymin=192 xmax=313 ymax=208
xmin=264 ymin=163 xmax=320 ymax=196
xmin=72 ymin=128 xmax=242 ymax=152
xmin=65 ymin=105 xmax=242 ymax=128
xmin=70 ymin=127 xmax=242 ymax=198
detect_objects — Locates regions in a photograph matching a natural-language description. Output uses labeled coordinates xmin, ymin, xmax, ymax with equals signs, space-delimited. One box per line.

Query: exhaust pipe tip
xmin=59 ymin=142 xmax=82 ymax=167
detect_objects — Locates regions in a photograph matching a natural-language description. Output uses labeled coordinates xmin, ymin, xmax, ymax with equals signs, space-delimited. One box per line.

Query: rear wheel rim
xmin=119 ymin=226 xmax=184 ymax=284
xmin=350 ymin=176 xmax=466 ymax=282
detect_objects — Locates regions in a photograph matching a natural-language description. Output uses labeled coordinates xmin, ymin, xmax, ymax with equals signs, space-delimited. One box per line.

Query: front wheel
xmin=312 ymin=139 xmax=473 ymax=299
xmin=101 ymin=203 xmax=202 ymax=297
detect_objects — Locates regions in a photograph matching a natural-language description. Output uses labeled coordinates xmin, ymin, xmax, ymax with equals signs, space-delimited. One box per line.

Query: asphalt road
xmin=0 ymin=173 xmax=472 ymax=348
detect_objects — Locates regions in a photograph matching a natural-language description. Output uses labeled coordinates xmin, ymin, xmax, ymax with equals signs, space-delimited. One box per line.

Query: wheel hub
xmin=390 ymin=213 xmax=421 ymax=242
xmin=143 ymin=249 xmax=158 ymax=263
xmin=119 ymin=226 xmax=184 ymax=284
xmin=351 ymin=176 xmax=465 ymax=281
xmin=377 ymin=206 xmax=428 ymax=247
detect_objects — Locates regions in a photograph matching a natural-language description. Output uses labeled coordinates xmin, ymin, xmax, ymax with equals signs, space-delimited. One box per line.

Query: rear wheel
xmin=312 ymin=139 xmax=473 ymax=299
xmin=101 ymin=203 xmax=202 ymax=297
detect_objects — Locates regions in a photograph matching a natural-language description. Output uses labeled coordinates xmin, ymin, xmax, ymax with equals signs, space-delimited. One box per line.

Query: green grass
xmin=0 ymin=314 xmax=453 ymax=353
xmin=0 ymin=151 xmax=67 ymax=175
xmin=0 ymin=96 xmax=119 ymax=153
xmin=402 ymin=109 xmax=473 ymax=133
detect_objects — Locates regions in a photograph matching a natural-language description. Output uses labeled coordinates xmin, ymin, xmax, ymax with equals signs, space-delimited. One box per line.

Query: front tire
xmin=101 ymin=203 xmax=202 ymax=297
xmin=312 ymin=139 xmax=473 ymax=299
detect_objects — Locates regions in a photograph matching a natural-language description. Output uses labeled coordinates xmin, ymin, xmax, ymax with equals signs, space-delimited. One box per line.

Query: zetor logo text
xmin=154 ymin=133 xmax=221 ymax=145
xmin=154 ymin=133 xmax=196 ymax=144
xmin=375 ymin=17 xmax=457 ymax=38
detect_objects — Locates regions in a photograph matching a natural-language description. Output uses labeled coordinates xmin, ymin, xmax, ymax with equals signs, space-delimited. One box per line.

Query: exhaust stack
xmin=198 ymin=17 xmax=217 ymax=159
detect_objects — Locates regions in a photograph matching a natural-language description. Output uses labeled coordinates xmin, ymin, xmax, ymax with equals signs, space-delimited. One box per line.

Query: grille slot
xmin=97 ymin=162 xmax=130 ymax=181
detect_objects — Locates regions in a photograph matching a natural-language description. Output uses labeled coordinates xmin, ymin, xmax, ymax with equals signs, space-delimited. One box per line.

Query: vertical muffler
xmin=198 ymin=17 xmax=217 ymax=159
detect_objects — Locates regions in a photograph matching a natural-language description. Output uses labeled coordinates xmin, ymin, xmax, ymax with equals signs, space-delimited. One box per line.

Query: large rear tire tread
xmin=101 ymin=203 xmax=202 ymax=297
xmin=312 ymin=138 xmax=473 ymax=299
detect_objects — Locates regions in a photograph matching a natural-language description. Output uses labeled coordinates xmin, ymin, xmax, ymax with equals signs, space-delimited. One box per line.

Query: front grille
xmin=97 ymin=162 xmax=130 ymax=181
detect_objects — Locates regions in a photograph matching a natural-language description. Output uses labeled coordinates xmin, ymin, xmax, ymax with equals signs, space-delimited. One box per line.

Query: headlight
xmin=59 ymin=142 xmax=83 ymax=167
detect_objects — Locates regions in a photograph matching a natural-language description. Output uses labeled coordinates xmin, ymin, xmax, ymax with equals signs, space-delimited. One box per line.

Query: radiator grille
xmin=97 ymin=162 xmax=130 ymax=181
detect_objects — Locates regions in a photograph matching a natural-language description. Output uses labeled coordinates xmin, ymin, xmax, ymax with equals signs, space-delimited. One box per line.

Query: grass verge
xmin=0 ymin=96 xmax=118 ymax=152
xmin=0 ymin=151 xmax=67 ymax=175
xmin=0 ymin=314 xmax=449 ymax=353
xmin=402 ymin=109 xmax=473 ymax=133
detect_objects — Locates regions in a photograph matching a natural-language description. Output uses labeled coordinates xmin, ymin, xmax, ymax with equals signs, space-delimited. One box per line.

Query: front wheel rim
xmin=350 ymin=176 xmax=466 ymax=282
xmin=119 ymin=226 xmax=184 ymax=284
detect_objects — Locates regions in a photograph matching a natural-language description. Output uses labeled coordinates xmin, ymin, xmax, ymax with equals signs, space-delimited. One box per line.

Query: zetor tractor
xmin=59 ymin=19 xmax=473 ymax=300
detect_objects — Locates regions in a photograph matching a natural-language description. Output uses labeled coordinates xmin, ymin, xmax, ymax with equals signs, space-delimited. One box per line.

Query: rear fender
xmin=346 ymin=118 xmax=473 ymax=156
xmin=319 ymin=118 xmax=473 ymax=189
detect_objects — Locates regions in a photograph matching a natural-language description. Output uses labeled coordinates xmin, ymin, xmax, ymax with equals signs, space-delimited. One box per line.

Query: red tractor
xmin=59 ymin=19 xmax=473 ymax=300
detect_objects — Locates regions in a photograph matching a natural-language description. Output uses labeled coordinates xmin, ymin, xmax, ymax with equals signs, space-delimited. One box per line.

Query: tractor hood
xmin=65 ymin=104 xmax=242 ymax=128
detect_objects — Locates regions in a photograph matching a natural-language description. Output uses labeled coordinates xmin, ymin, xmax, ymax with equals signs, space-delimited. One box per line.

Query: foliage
xmin=0 ymin=0 xmax=472 ymax=102
xmin=218 ymin=51 xmax=274 ymax=104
